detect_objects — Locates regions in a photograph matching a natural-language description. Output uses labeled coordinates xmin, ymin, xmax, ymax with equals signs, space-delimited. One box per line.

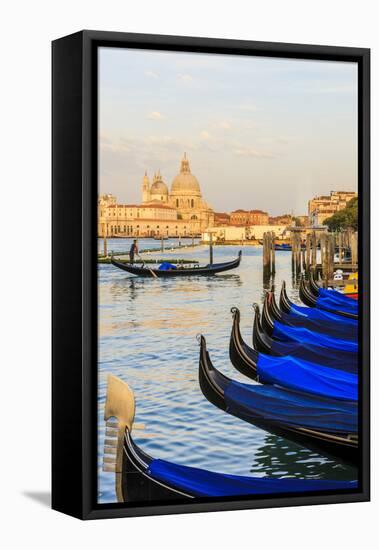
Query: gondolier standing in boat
xmin=129 ymin=239 xmax=138 ymax=264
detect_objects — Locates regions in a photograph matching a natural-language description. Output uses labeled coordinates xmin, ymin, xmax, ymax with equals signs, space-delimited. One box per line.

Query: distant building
xmin=269 ymin=214 xmax=293 ymax=226
xmin=98 ymin=154 xmax=214 ymax=237
xmin=230 ymin=209 xmax=269 ymax=226
xmin=308 ymin=190 xmax=357 ymax=226
xmin=203 ymin=224 xmax=287 ymax=242
xmin=213 ymin=212 xmax=231 ymax=226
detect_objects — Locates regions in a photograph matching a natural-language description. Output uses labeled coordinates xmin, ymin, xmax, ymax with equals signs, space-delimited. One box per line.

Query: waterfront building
xmin=308 ymin=190 xmax=357 ymax=226
xmin=230 ymin=209 xmax=269 ymax=226
xmin=214 ymin=212 xmax=231 ymax=226
xmin=98 ymin=154 xmax=214 ymax=237
xmin=202 ymin=224 xmax=287 ymax=242
xmin=269 ymin=214 xmax=293 ymax=225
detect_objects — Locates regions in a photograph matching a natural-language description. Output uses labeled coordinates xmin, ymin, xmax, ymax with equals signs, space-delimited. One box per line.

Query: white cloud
xmin=200 ymin=130 xmax=211 ymax=140
xmin=144 ymin=70 xmax=159 ymax=79
xmin=177 ymin=73 xmax=193 ymax=82
xmin=233 ymin=147 xmax=274 ymax=159
xmin=147 ymin=111 xmax=166 ymax=120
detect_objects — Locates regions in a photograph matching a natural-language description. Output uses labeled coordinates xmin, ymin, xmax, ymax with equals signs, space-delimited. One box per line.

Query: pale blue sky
xmin=99 ymin=47 xmax=357 ymax=215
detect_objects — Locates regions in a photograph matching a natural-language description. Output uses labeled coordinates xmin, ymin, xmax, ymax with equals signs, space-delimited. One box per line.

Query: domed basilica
xmin=141 ymin=153 xmax=214 ymax=233
xmin=98 ymin=154 xmax=214 ymax=238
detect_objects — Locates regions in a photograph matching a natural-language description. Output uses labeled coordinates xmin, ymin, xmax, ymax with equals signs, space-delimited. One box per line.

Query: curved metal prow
xmin=299 ymin=274 xmax=317 ymax=307
xmin=198 ymin=334 xmax=230 ymax=411
xmin=279 ymin=280 xmax=291 ymax=313
xmin=104 ymin=375 xmax=136 ymax=502
xmin=309 ymin=268 xmax=321 ymax=297
xmin=262 ymin=293 xmax=275 ymax=334
xmin=252 ymin=304 xmax=273 ymax=354
xmin=269 ymin=289 xmax=283 ymax=321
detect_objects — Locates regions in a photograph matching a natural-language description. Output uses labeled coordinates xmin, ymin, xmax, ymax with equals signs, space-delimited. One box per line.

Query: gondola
xmin=301 ymin=275 xmax=358 ymax=312
xmin=299 ymin=276 xmax=358 ymax=320
xmin=229 ymin=307 xmax=357 ymax=399
xmin=260 ymin=297 xmax=358 ymax=353
xmin=279 ymin=281 xmax=358 ymax=327
xmin=309 ymin=270 xmax=359 ymax=304
xmin=274 ymin=243 xmax=292 ymax=251
xmin=199 ymin=336 xmax=358 ymax=464
xmin=110 ymin=250 xmax=242 ymax=277
xmin=252 ymin=304 xmax=357 ymax=371
xmin=103 ymin=375 xmax=357 ymax=502
xmin=262 ymin=292 xmax=357 ymax=341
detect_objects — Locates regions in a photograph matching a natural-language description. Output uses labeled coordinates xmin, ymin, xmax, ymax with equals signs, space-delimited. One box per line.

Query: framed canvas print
xmin=52 ymin=31 xmax=370 ymax=520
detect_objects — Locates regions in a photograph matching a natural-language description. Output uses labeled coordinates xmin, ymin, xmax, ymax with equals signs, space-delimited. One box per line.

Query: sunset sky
xmin=99 ymin=47 xmax=358 ymax=215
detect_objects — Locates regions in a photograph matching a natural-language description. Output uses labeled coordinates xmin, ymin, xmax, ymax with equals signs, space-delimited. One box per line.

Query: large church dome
xmin=171 ymin=154 xmax=201 ymax=196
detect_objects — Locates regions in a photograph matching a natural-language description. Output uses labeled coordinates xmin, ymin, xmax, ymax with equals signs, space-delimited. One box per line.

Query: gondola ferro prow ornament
xmin=104 ymin=374 xmax=136 ymax=502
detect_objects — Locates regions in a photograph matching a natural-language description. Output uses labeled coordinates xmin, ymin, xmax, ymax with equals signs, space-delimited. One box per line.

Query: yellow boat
xmin=344 ymin=272 xmax=358 ymax=298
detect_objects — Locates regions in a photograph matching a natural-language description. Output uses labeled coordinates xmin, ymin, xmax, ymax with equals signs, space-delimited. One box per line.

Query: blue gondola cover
xmin=269 ymin=339 xmax=357 ymax=372
xmin=290 ymin=303 xmax=357 ymax=326
xmin=272 ymin=322 xmax=358 ymax=352
xmin=158 ymin=262 xmax=177 ymax=271
xmin=319 ymin=288 xmax=358 ymax=308
xmin=256 ymin=353 xmax=357 ymax=401
xmin=276 ymin=314 xmax=357 ymax=340
xmin=148 ymin=459 xmax=357 ymax=497
xmin=224 ymin=381 xmax=357 ymax=433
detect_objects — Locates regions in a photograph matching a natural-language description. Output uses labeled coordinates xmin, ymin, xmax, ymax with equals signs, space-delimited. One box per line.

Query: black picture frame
xmin=52 ymin=30 xmax=370 ymax=520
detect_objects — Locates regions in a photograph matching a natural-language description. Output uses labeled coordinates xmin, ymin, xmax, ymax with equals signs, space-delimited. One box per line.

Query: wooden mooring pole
xmin=351 ymin=231 xmax=358 ymax=265
xmin=305 ymin=233 xmax=311 ymax=272
xmin=271 ymin=231 xmax=276 ymax=274
xmin=291 ymin=231 xmax=302 ymax=275
xmin=311 ymin=230 xmax=317 ymax=268
xmin=209 ymin=232 xmax=214 ymax=265
xmin=263 ymin=232 xmax=274 ymax=277
xmin=103 ymin=224 xmax=107 ymax=257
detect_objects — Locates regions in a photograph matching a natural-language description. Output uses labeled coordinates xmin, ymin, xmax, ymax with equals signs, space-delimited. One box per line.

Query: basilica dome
xmin=150 ymin=171 xmax=168 ymax=196
xmin=171 ymin=154 xmax=201 ymax=196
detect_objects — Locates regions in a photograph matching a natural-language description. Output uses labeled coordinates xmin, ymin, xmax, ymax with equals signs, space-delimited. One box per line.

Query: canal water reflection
xmin=98 ymin=240 xmax=357 ymax=503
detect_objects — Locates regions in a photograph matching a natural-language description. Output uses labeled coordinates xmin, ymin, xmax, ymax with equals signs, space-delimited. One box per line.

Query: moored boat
xmin=110 ymin=250 xmax=242 ymax=277
xmin=199 ymin=336 xmax=358 ymax=464
xmin=103 ymin=375 xmax=357 ymax=502
xmin=262 ymin=292 xmax=357 ymax=341
xmin=229 ymin=307 xmax=357 ymax=400
xmin=252 ymin=304 xmax=357 ymax=371
xmin=309 ymin=270 xmax=359 ymax=305
xmin=279 ymin=281 xmax=358 ymax=327
xmin=299 ymin=276 xmax=358 ymax=320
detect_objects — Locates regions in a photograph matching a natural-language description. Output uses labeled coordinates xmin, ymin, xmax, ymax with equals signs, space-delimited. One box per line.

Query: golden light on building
xmin=98 ymin=154 xmax=214 ymax=238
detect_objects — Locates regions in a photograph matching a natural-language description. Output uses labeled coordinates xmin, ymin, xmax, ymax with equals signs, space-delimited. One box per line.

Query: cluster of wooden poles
xmin=262 ymin=231 xmax=276 ymax=278
xmin=263 ymin=228 xmax=358 ymax=286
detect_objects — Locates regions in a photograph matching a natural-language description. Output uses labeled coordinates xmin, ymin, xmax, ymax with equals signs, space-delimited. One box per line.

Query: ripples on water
xmin=98 ymin=239 xmax=357 ymax=503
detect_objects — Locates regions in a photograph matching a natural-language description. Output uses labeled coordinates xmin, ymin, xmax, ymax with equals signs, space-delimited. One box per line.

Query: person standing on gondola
xmin=129 ymin=239 xmax=138 ymax=264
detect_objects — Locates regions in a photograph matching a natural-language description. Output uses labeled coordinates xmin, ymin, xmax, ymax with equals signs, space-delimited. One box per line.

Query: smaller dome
xmin=150 ymin=170 xmax=168 ymax=195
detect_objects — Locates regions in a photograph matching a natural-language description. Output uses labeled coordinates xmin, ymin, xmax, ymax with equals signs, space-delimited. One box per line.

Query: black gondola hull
xmin=111 ymin=251 xmax=241 ymax=277
xmin=200 ymin=337 xmax=358 ymax=465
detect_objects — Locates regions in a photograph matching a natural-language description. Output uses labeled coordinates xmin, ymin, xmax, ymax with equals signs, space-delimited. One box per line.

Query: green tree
xmin=323 ymin=197 xmax=358 ymax=231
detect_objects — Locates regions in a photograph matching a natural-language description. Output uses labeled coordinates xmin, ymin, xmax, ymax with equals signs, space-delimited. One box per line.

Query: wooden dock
xmin=289 ymin=227 xmax=358 ymax=286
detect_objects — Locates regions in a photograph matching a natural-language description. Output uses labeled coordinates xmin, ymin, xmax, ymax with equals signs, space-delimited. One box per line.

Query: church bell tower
xmin=142 ymin=171 xmax=150 ymax=203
